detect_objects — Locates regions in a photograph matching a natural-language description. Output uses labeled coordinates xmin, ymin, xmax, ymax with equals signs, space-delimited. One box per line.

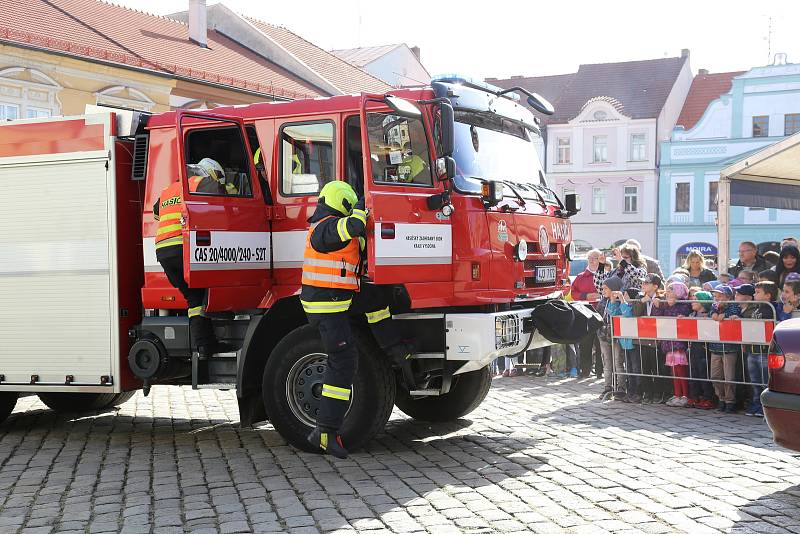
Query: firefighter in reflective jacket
xmin=187 ymin=158 xmax=238 ymax=195
xmin=153 ymin=164 xmax=233 ymax=357
xmin=301 ymin=181 xmax=414 ymax=459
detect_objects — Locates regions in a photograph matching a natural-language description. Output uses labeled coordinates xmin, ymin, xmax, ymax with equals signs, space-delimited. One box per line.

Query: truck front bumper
xmin=445 ymin=308 xmax=552 ymax=375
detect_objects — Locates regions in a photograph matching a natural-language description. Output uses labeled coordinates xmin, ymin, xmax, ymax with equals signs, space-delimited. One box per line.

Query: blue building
xmin=658 ymin=60 xmax=800 ymax=273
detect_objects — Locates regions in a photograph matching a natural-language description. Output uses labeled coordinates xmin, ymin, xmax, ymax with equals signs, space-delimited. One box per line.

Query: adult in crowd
xmin=594 ymin=244 xmax=647 ymax=294
xmin=625 ymin=239 xmax=664 ymax=278
xmin=571 ymin=249 xmax=603 ymax=377
xmin=729 ymin=241 xmax=768 ymax=278
xmin=682 ymin=250 xmax=717 ymax=289
xmin=775 ymin=245 xmax=800 ymax=288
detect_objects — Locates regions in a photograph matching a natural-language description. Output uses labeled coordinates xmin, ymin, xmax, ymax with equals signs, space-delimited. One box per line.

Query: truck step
xmin=392 ymin=313 xmax=445 ymax=320
xmin=409 ymin=389 xmax=441 ymax=397
xmin=410 ymin=352 xmax=445 ymax=359
xmin=193 ymin=383 xmax=236 ymax=390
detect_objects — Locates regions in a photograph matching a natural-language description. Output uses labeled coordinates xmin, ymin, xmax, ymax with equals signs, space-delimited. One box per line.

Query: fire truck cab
xmin=0 ymin=77 xmax=577 ymax=452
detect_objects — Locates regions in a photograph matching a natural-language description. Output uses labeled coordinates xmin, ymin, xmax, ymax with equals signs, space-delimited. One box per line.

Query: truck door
xmin=358 ymin=97 xmax=452 ymax=284
xmin=176 ymin=112 xmax=271 ymax=307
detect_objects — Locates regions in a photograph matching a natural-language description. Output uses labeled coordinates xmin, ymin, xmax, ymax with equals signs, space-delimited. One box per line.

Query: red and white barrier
xmin=612 ymin=316 xmax=774 ymax=344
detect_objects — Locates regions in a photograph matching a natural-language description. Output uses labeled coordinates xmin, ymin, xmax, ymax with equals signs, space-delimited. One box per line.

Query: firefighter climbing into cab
xmin=301 ymin=180 xmax=415 ymax=459
xmin=153 ymin=158 xmax=234 ymax=357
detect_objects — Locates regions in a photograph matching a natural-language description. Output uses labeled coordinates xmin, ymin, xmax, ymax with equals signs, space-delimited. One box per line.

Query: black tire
xmin=262 ymin=324 xmax=395 ymax=453
xmin=37 ymin=391 xmax=136 ymax=413
xmin=0 ymin=393 xmax=18 ymax=425
xmin=394 ymin=366 xmax=492 ymax=422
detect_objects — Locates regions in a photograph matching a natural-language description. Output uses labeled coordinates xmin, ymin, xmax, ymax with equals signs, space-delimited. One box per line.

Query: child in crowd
xmin=687 ymin=291 xmax=715 ymax=409
xmin=652 ymin=282 xmax=692 ymax=407
xmin=632 ymin=273 xmax=669 ymax=404
xmin=758 ymin=269 xmax=779 ymax=285
xmin=596 ymin=277 xmax=627 ymax=401
xmin=778 ymin=280 xmax=800 ymax=321
xmin=603 ymin=277 xmax=638 ymax=402
xmin=718 ymin=272 xmax=733 ymax=285
xmin=737 ymin=270 xmax=757 ymax=285
xmin=743 ymin=281 xmax=778 ymax=416
xmin=709 ymin=285 xmax=742 ymax=413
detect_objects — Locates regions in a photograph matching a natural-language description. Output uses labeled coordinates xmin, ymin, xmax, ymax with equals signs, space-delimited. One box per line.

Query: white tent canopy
xmin=719 ymin=131 xmax=800 ymax=270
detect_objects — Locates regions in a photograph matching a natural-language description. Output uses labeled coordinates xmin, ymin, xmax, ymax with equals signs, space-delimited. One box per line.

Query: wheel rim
xmin=285 ymin=352 xmax=354 ymax=428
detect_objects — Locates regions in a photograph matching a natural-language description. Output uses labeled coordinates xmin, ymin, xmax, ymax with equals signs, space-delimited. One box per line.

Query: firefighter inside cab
xmin=153 ymin=158 xmax=234 ymax=356
xmin=301 ymin=181 xmax=415 ymax=459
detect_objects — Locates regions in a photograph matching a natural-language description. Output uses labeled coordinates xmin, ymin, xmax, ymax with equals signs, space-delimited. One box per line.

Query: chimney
xmin=681 ymin=48 xmax=690 ymax=59
xmin=188 ymin=0 xmax=207 ymax=48
xmin=698 ymin=68 xmax=709 ymax=75
xmin=410 ymin=46 xmax=421 ymax=61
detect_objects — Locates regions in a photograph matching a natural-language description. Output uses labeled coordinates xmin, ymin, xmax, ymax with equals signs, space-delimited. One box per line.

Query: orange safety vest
xmin=155 ymin=181 xmax=184 ymax=251
xmin=301 ymin=216 xmax=360 ymax=290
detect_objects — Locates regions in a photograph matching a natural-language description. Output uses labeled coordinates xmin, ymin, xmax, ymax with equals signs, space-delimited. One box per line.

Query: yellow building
xmin=0 ymin=0 xmax=388 ymax=119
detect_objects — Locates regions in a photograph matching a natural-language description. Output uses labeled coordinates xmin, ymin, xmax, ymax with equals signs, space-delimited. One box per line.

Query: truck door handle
xmin=381 ymin=223 xmax=395 ymax=239
xmin=196 ymin=231 xmax=211 ymax=246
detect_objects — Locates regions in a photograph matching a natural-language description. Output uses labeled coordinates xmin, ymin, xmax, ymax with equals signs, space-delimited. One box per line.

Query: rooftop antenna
xmin=766 ymin=16 xmax=772 ymax=64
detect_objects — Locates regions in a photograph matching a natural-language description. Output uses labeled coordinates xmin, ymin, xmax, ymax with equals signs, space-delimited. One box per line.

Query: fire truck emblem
xmin=550 ymin=221 xmax=570 ymax=242
xmin=538 ymin=225 xmax=549 ymax=254
xmin=497 ymin=220 xmax=508 ymax=242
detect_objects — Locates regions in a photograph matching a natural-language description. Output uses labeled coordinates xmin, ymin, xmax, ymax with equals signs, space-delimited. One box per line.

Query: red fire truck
xmin=0 ymin=77 xmax=578 ymax=451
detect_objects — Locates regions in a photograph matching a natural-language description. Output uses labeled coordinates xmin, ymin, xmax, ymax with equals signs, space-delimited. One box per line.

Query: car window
xmin=366 ymin=113 xmax=433 ymax=186
xmin=184 ymin=124 xmax=253 ymax=197
xmin=280 ymin=121 xmax=335 ymax=196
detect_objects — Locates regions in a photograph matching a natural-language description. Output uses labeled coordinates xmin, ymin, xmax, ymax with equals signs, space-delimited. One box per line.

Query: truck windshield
xmin=452 ymin=110 xmax=558 ymax=204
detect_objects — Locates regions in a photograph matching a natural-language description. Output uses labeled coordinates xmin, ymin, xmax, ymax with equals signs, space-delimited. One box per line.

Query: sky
xmin=116 ymin=0 xmax=800 ymax=80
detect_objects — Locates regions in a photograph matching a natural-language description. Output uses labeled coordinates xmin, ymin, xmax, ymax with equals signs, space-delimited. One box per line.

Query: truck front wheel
xmin=394 ymin=367 xmax=492 ymax=422
xmin=262 ymin=324 xmax=396 ymax=453
xmin=37 ymin=391 xmax=136 ymax=413
xmin=0 ymin=393 xmax=18 ymax=425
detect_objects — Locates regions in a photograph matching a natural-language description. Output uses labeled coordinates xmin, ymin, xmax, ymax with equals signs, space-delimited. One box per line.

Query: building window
xmin=0 ymin=67 xmax=61 ymax=120
xmin=752 ymin=115 xmax=769 ymax=137
xmin=557 ymin=137 xmax=571 ymax=163
xmin=0 ymin=102 xmax=20 ymax=120
xmin=708 ymin=181 xmax=718 ymax=212
xmin=592 ymin=187 xmax=606 ymax=213
xmin=630 ymin=134 xmax=646 ymax=161
xmin=623 ymin=186 xmax=638 ymax=213
xmin=592 ymin=135 xmax=608 ymax=163
xmin=785 ymin=114 xmax=800 ymax=136
xmin=95 ymin=86 xmax=155 ymax=112
xmin=675 ymin=182 xmax=690 ymax=213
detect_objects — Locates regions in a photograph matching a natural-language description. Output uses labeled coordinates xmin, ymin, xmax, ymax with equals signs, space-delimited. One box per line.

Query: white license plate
xmin=536 ymin=266 xmax=557 ymax=283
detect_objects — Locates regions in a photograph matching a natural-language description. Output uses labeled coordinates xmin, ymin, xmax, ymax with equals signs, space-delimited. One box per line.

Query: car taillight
xmin=768 ymin=339 xmax=784 ymax=370
xmin=768 ymin=353 xmax=785 ymax=370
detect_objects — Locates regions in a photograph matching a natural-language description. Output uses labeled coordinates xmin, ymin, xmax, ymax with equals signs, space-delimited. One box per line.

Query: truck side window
xmin=344 ymin=116 xmax=364 ymax=197
xmin=366 ymin=113 xmax=433 ymax=187
xmin=185 ymin=125 xmax=253 ymax=197
xmin=280 ymin=121 xmax=335 ymax=197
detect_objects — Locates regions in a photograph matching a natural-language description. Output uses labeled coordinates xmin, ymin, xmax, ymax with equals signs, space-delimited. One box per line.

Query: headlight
xmin=515 ymin=240 xmax=528 ymax=261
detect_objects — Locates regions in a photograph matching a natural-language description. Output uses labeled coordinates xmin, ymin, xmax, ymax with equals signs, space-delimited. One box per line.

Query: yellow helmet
xmin=319 ymin=181 xmax=357 ymax=216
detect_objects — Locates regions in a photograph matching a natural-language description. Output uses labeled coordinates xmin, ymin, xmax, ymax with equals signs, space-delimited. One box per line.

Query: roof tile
xmin=331 ymin=44 xmax=402 ymax=67
xmin=676 ymin=71 xmax=744 ymax=131
xmin=0 ymin=0 xmax=323 ymax=99
xmin=246 ymin=20 xmax=391 ymax=95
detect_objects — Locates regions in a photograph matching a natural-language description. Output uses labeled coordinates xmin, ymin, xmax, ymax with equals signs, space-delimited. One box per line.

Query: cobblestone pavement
xmin=1 ymin=376 xmax=800 ymax=534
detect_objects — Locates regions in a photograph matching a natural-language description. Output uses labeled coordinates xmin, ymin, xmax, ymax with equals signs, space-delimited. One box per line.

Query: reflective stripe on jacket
xmin=301 ymin=216 xmax=360 ymax=291
xmin=155 ymin=181 xmax=184 ymax=250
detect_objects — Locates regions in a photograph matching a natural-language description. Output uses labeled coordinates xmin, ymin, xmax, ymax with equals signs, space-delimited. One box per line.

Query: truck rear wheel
xmin=37 ymin=391 xmax=136 ymax=413
xmin=0 ymin=393 xmax=18 ymax=425
xmin=262 ymin=324 xmax=395 ymax=453
xmin=394 ymin=367 xmax=492 ymax=422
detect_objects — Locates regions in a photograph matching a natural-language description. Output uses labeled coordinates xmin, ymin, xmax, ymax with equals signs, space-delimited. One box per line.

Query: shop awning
xmin=717 ymin=131 xmax=800 ymax=270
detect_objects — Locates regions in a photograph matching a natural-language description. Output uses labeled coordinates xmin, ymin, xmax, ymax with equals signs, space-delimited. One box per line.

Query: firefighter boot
xmin=387 ymin=342 xmax=417 ymax=388
xmin=191 ymin=316 xmax=235 ymax=357
xmin=307 ymin=427 xmax=348 ymax=459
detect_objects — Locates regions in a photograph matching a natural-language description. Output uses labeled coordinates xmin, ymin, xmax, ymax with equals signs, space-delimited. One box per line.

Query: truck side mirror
xmin=438 ymin=101 xmax=454 ymax=157
xmin=565 ymin=193 xmax=580 ymax=215
xmin=435 ymin=156 xmax=455 ymax=182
